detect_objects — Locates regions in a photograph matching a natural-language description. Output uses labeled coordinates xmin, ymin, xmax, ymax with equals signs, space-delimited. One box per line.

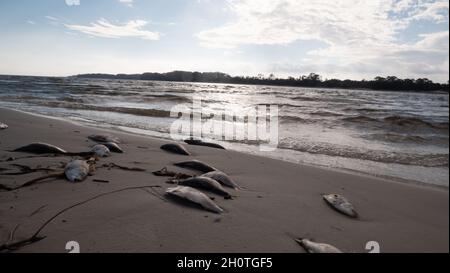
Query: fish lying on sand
xmin=295 ymin=238 xmax=343 ymax=253
xmin=323 ymin=194 xmax=358 ymax=218
xmin=88 ymin=134 xmax=122 ymax=144
xmin=174 ymin=160 xmax=218 ymax=173
xmin=178 ymin=177 xmax=232 ymax=198
xmin=184 ymin=139 xmax=226 ymax=150
xmin=161 ymin=143 xmax=191 ymax=156
xmin=166 ymin=186 xmax=223 ymax=213
xmin=202 ymin=171 xmax=239 ymax=189
xmin=0 ymin=123 xmax=8 ymax=130
xmin=91 ymin=145 xmax=111 ymax=158
xmin=13 ymin=142 xmax=68 ymax=155
xmin=103 ymin=142 xmax=124 ymax=153
xmin=65 ymin=160 xmax=92 ymax=182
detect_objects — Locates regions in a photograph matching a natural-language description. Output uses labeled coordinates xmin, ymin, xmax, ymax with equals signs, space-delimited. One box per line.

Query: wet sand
xmin=0 ymin=108 xmax=448 ymax=253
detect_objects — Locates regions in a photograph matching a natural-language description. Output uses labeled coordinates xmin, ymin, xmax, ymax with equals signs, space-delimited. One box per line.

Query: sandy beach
xmin=0 ymin=107 xmax=448 ymax=253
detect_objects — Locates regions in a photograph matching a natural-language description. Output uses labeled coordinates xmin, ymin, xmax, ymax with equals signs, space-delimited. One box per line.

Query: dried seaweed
xmin=152 ymin=167 xmax=193 ymax=179
xmin=101 ymin=163 xmax=146 ymax=172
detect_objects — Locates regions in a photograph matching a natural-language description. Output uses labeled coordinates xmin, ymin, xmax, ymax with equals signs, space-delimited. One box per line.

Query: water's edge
xmin=2 ymin=107 xmax=447 ymax=191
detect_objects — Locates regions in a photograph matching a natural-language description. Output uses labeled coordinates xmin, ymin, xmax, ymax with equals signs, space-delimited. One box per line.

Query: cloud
xmin=197 ymin=0 xmax=449 ymax=81
xmin=396 ymin=0 xmax=449 ymax=23
xmin=45 ymin=15 xmax=61 ymax=27
xmin=65 ymin=19 xmax=160 ymax=40
xmin=65 ymin=0 xmax=80 ymax=6
xmin=45 ymin=16 xmax=59 ymax=21
xmin=198 ymin=0 xmax=448 ymax=49
xmin=118 ymin=0 xmax=134 ymax=7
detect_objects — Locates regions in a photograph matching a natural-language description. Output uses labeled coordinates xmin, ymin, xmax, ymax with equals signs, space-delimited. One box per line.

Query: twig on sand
xmin=29 ymin=205 xmax=47 ymax=217
xmin=8 ymin=224 xmax=20 ymax=244
xmin=101 ymin=163 xmax=146 ymax=172
xmin=0 ymin=184 xmax=13 ymax=191
xmin=0 ymin=154 xmax=60 ymax=163
xmin=0 ymin=164 xmax=58 ymax=176
xmin=0 ymin=185 xmax=161 ymax=252
xmin=92 ymin=179 xmax=110 ymax=184
xmin=0 ymin=153 xmax=95 ymax=163
xmin=142 ymin=187 xmax=168 ymax=202
xmin=0 ymin=172 xmax=64 ymax=192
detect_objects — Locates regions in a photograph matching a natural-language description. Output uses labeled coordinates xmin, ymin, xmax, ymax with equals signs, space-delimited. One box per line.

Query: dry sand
xmin=0 ymin=108 xmax=448 ymax=253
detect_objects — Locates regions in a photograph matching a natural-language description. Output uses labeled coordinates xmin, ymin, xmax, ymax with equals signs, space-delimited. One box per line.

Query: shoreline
xmin=0 ymin=107 xmax=448 ymax=252
xmin=3 ymin=107 xmax=448 ymax=190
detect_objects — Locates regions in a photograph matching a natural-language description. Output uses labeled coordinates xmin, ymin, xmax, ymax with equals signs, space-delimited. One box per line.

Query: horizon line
xmin=1 ymin=71 xmax=449 ymax=84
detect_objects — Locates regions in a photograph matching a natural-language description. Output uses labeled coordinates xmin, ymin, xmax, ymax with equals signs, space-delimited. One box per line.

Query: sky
xmin=0 ymin=0 xmax=448 ymax=82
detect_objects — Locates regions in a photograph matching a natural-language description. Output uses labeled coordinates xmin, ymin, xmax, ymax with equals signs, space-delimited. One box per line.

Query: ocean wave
xmin=291 ymin=96 xmax=321 ymax=102
xmin=280 ymin=115 xmax=309 ymax=123
xmin=278 ymin=138 xmax=448 ymax=167
xmin=342 ymin=115 xmax=378 ymax=123
xmin=345 ymin=107 xmax=383 ymax=113
xmin=143 ymin=94 xmax=192 ymax=103
xmin=384 ymin=116 xmax=449 ymax=130
xmin=61 ymin=96 xmax=85 ymax=103
xmin=363 ymin=133 xmax=429 ymax=144
xmin=280 ymin=103 xmax=305 ymax=109
xmin=342 ymin=115 xmax=448 ymax=130
xmin=310 ymin=110 xmax=344 ymax=117
xmin=86 ymin=90 xmax=141 ymax=96
xmin=27 ymin=101 xmax=173 ymax=118
xmin=255 ymin=103 xmax=304 ymax=109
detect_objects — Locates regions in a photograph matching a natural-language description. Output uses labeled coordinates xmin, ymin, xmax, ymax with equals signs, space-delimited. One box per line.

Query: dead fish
xmin=91 ymin=145 xmax=111 ymax=157
xmin=88 ymin=134 xmax=122 ymax=144
xmin=13 ymin=143 xmax=68 ymax=155
xmin=295 ymin=239 xmax=343 ymax=253
xmin=65 ymin=160 xmax=90 ymax=182
xmin=202 ymin=171 xmax=239 ymax=189
xmin=178 ymin=177 xmax=231 ymax=198
xmin=174 ymin=160 xmax=218 ymax=173
xmin=103 ymin=142 xmax=124 ymax=153
xmin=161 ymin=143 xmax=191 ymax=156
xmin=184 ymin=139 xmax=226 ymax=150
xmin=166 ymin=186 xmax=223 ymax=213
xmin=323 ymin=194 xmax=358 ymax=218
xmin=0 ymin=122 xmax=8 ymax=130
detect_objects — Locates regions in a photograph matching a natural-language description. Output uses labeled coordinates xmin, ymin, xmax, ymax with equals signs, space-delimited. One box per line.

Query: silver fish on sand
xmin=323 ymin=194 xmax=358 ymax=218
xmin=13 ymin=142 xmax=68 ymax=155
xmin=65 ymin=160 xmax=91 ymax=183
xmin=88 ymin=134 xmax=122 ymax=144
xmin=295 ymin=239 xmax=343 ymax=253
xmin=161 ymin=143 xmax=191 ymax=156
xmin=202 ymin=171 xmax=239 ymax=189
xmin=103 ymin=142 xmax=124 ymax=153
xmin=166 ymin=186 xmax=223 ymax=214
xmin=174 ymin=160 xmax=218 ymax=173
xmin=91 ymin=145 xmax=111 ymax=157
xmin=178 ymin=177 xmax=231 ymax=198
xmin=0 ymin=122 xmax=8 ymax=130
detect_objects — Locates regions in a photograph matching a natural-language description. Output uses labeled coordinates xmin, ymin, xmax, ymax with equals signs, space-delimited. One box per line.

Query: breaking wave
xmin=342 ymin=115 xmax=449 ymax=130
xmin=279 ymin=138 xmax=448 ymax=167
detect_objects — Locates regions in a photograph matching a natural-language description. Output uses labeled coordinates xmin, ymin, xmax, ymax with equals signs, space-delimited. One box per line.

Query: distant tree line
xmin=74 ymin=71 xmax=449 ymax=92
